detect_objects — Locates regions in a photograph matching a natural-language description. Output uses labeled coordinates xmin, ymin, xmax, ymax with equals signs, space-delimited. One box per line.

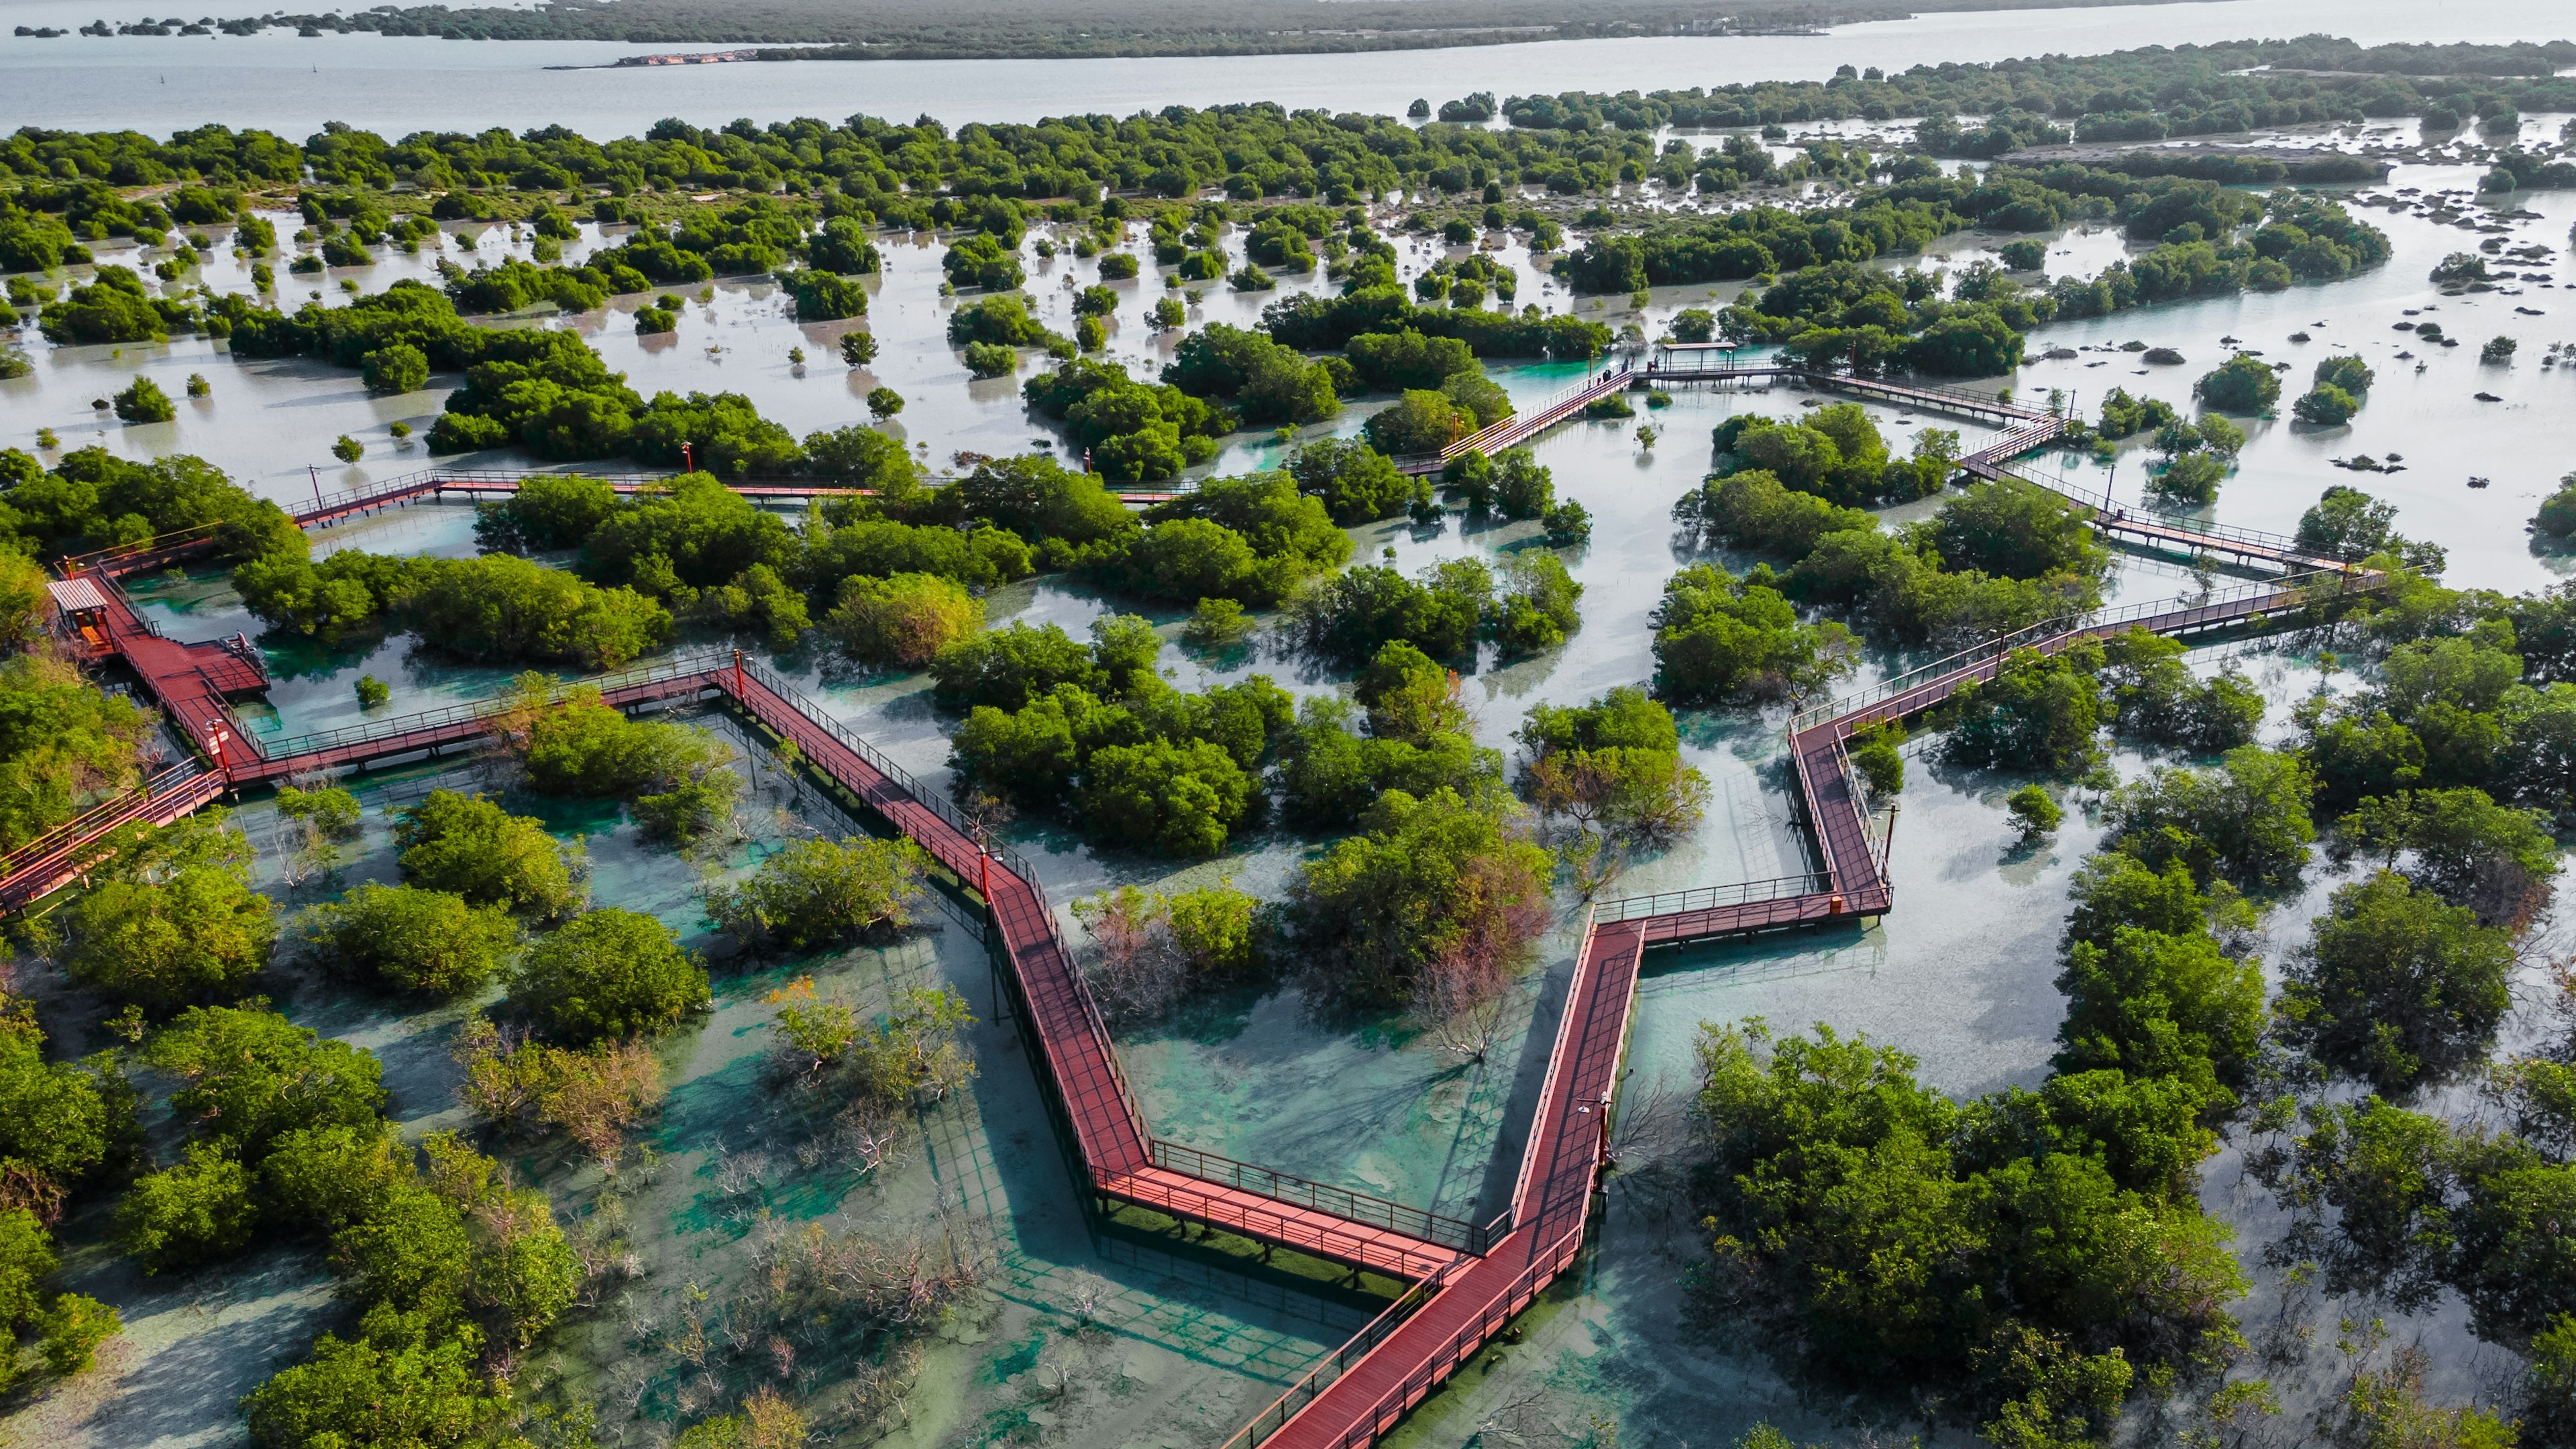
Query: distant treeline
xmin=1497 ymin=37 xmax=2576 ymax=146
xmin=129 ymin=0 xmax=2067 ymax=52
xmin=0 ymin=111 xmax=1674 ymax=215
xmin=1 ymin=37 xmax=2550 ymax=229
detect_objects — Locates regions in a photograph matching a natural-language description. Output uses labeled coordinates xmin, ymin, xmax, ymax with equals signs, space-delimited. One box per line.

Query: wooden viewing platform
xmin=0 ymin=386 xmax=2393 ymax=1449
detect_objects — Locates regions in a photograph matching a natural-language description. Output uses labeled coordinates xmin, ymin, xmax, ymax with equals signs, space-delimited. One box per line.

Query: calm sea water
xmin=0 ymin=0 xmax=2567 ymax=138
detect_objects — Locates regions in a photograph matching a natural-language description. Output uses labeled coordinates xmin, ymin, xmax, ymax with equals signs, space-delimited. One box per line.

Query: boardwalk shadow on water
xmin=1469 ymin=936 xmax=1587 ymax=1225
xmin=912 ymin=957 xmax=1360 ymax=1446
xmin=1635 ymin=918 xmax=1888 ymax=994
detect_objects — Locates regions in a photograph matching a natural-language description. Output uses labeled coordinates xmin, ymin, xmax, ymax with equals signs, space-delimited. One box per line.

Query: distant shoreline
xmin=541 ymin=23 xmax=1833 ymax=69
xmin=66 ymin=0 xmax=2226 ymax=62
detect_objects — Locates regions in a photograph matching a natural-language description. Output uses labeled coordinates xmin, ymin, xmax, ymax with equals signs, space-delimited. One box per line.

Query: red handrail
xmin=17 ymin=398 xmax=2405 ymax=1449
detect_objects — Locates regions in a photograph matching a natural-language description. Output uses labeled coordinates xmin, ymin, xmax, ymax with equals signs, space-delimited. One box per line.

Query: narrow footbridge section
xmin=3 ymin=404 xmax=2386 ymax=1449
xmin=288 ymin=466 xmax=1189 ymax=529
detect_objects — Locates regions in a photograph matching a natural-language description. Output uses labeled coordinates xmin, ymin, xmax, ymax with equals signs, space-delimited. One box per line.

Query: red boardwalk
xmin=0 ymin=408 xmax=2394 ymax=1449
xmin=0 ymin=763 xmax=225 ymax=910
xmin=290 ymin=469 xmax=1193 ymax=529
xmin=1256 ymin=918 xmax=1647 ymax=1449
xmin=718 ymin=661 xmax=1464 ymax=1283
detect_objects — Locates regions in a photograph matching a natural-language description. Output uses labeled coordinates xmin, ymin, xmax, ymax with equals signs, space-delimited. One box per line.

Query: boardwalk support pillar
xmin=987 ymin=940 xmax=1014 ymax=1028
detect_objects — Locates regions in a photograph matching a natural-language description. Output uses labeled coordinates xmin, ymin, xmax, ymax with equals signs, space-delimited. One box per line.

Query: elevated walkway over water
xmin=3 ymin=396 xmax=2387 ymax=1449
xmin=289 ymin=466 xmax=1190 ymax=529
xmin=1404 ymin=350 xmax=2353 ymax=578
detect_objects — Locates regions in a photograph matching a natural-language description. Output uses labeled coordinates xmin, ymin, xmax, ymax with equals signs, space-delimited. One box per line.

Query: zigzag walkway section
xmin=0 ymin=637 xmax=1475 ymax=1282
xmin=3 ymin=402 xmax=2381 ymax=1449
xmin=1235 ymin=580 xmax=2377 ymax=1449
xmin=1413 ymin=352 xmax=2352 ymax=578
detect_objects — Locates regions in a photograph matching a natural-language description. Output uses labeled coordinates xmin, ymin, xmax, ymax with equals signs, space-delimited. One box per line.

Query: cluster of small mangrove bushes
xmin=1687 ymin=506 xmax=2576 ymax=1437
xmin=943 ymin=538 xmax=1582 ymax=861
xmin=1563 ymin=183 xmax=2386 ymax=376
xmin=5 ymin=703 xmax=971 ymax=1443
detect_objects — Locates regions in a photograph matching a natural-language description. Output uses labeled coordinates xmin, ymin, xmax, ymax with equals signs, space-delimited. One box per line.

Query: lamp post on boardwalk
xmin=1589 ymin=1088 xmax=1615 ymax=1186
xmin=963 ymin=797 xmax=998 ymax=920
xmin=203 ymin=717 xmax=233 ymax=794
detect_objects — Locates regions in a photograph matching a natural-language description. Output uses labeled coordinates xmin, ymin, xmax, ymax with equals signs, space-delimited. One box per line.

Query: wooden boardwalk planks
xmin=1260 ymin=920 xmax=1646 ymax=1449
xmin=1097 ymin=1167 xmax=1464 ymax=1280
xmin=290 ymin=473 xmax=1192 ymax=530
xmin=0 ymin=764 xmax=224 ymax=910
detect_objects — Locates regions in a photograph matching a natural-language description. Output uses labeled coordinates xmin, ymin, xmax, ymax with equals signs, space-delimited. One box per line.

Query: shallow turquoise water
xmin=15 ymin=733 xmax=1372 ymax=1449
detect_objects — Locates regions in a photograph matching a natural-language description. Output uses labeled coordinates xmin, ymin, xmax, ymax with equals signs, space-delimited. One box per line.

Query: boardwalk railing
xmin=236 ymin=647 xmax=1018 ymax=879
xmin=1847 ymin=751 xmax=1895 ymax=875
xmin=1217 ymin=1256 xmax=1468 ymax=1449
xmin=1509 ymin=902 xmax=1601 ymax=1226
xmin=1985 ymin=460 xmax=2336 ymax=565
xmin=0 ymin=764 xmax=226 ymax=911
xmin=1407 ymin=361 xmax=2053 ymax=476
xmin=1306 ymin=1226 xmax=1591 ymax=1449
xmin=957 ymin=842 xmax=1153 ymax=1157
xmin=733 ymin=657 xmax=1044 ymax=877
xmin=1785 ymin=720 xmax=1847 ymax=886
xmin=1593 ymin=875 xmax=1835 ymax=924
xmin=1787 ymin=575 xmax=2328 ymax=736
xmin=1980 ymin=459 xmax=2121 ymax=511
xmin=2100 ymin=510 xmax=2337 ymax=567
xmin=1390 ymin=362 xmax=1646 ymax=472
xmin=301 ymin=467 xmax=690 ymax=521
xmin=1812 ymin=373 xmax=2041 ymax=423
xmin=88 ymin=569 xmax=170 ymax=641
xmin=1966 ymin=425 xmax=2066 ymax=465
xmin=250 ymin=651 xmax=733 ymax=764
xmin=0 ymin=761 xmax=211 ymax=879
xmin=299 ymin=466 xmax=1197 ymax=527
xmin=1450 ymin=364 xmax=1634 ymax=456
xmin=60 ymin=523 xmax=225 ymax=580
xmin=1146 ymin=1141 xmax=1505 ymax=1256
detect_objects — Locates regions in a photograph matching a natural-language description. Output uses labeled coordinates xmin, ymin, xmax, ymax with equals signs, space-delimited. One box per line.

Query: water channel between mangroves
xmin=9 ymin=47 xmax=2576 ymax=1449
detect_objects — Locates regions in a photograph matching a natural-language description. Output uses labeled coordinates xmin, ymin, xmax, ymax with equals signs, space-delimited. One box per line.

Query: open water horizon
xmin=0 ymin=0 xmax=2569 ymax=139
